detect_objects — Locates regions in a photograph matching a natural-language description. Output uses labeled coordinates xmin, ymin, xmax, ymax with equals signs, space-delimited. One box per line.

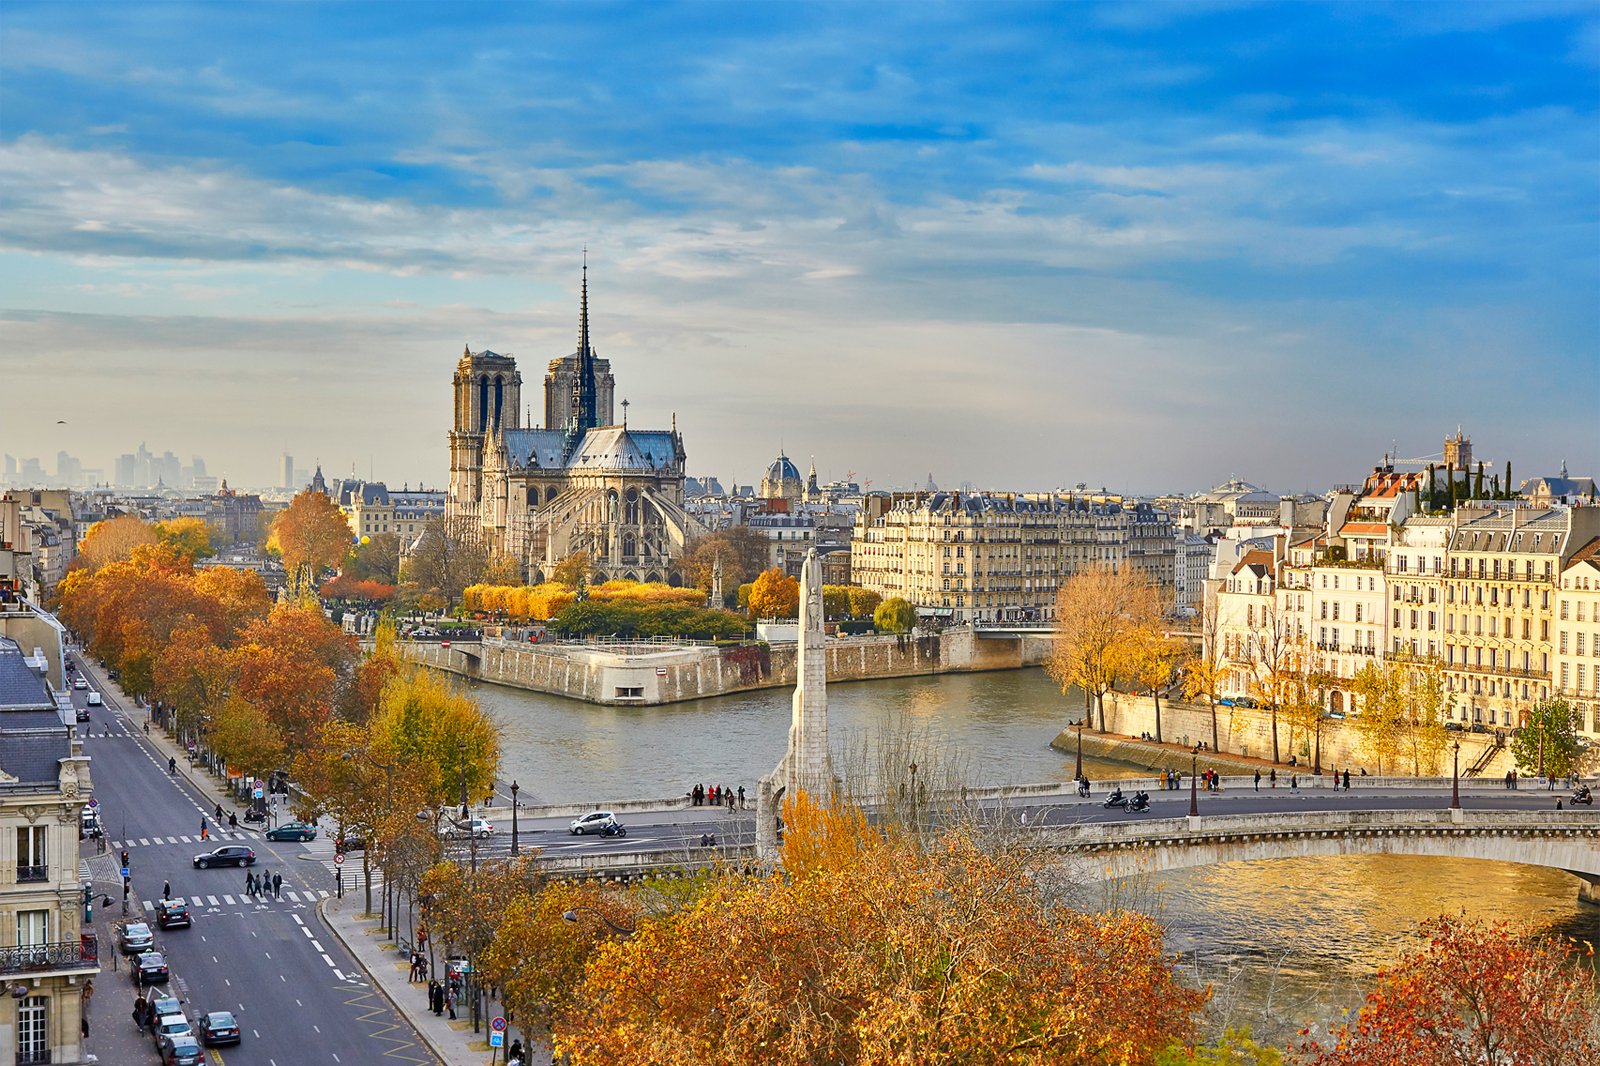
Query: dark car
xmin=336 ymin=829 xmax=365 ymax=852
xmin=265 ymin=822 xmax=317 ymax=842
xmin=75 ymin=706 xmax=91 ymax=722
xmin=134 ymin=950 xmax=169 ymax=986
xmin=198 ymin=1010 xmax=241 ymax=1047
xmin=193 ymin=845 xmax=255 ymax=869
xmin=160 ymin=1034 xmax=205 ymax=1066
xmin=1444 ymin=721 xmax=1465 ymax=732
xmin=156 ymin=899 xmax=191 ymax=929
xmin=1470 ymin=722 xmax=1490 ymax=734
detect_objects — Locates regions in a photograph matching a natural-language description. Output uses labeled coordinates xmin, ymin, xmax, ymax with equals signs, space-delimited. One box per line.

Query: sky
xmin=1 ymin=1 xmax=1596 ymax=495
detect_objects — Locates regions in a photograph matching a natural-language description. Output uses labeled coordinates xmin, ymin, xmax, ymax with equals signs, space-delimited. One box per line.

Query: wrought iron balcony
xmin=17 ymin=1049 xmax=54 ymax=1065
xmin=14 ymin=865 xmax=47 ymax=884
xmin=0 ymin=940 xmax=92 ymax=976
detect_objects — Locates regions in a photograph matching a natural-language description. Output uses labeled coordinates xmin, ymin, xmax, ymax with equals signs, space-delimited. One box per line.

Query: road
xmin=70 ymin=650 xmax=437 ymax=1066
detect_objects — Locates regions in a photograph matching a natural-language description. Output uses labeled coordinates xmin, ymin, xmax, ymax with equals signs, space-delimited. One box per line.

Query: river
xmin=467 ymin=666 xmax=1599 ymax=1040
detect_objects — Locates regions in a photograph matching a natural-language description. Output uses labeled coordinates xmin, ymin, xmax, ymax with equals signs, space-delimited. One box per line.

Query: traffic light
xmin=120 ymin=849 xmax=130 ymax=867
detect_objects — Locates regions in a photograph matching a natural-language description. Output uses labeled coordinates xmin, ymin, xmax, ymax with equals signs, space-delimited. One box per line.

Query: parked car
xmin=87 ymin=691 xmax=102 ymax=706
xmin=569 ymin=811 xmax=617 ymax=836
xmin=150 ymin=994 xmax=183 ymax=1021
xmin=80 ymin=809 xmax=103 ymax=839
xmin=134 ymin=950 xmax=170 ymax=986
xmin=1470 ymin=722 xmax=1490 ymax=734
xmin=151 ymin=1012 xmax=191 ymax=1048
xmin=336 ymin=829 xmax=366 ymax=853
xmin=265 ymin=822 xmax=317 ymax=843
xmin=193 ymin=845 xmax=255 ymax=869
xmin=198 ymin=1010 xmax=241 ymax=1047
xmin=160 ymin=1034 xmax=205 ymax=1066
xmin=1444 ymin=721 xmax=1466 ymax=732
xmin=156 ymin=899 xmax=191 ymax=930
xmin=448 ymin=817 xmax=494 ymax=840
xmin=119 ymin=921 xmax=154 ymax=954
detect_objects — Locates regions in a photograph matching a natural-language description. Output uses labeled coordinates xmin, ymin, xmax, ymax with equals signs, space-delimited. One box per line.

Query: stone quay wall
xmin=1052 ymin=691 xmax=1517 ymax=779
xmin=399 ymin=628 xmax=1052 ymax=706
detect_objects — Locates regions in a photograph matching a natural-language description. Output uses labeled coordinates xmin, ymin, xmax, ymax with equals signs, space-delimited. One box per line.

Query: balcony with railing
xmin=14 ymin=864 xmax=48 ymax=884
xmin=0 ymin=938 xmax=96 ymax=977
xmin=16 ymin=1048 xmax=54 ymax=1065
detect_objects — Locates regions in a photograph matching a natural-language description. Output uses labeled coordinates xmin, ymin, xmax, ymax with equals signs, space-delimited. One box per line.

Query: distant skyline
xmin=2 ymin=2 xmax=1596 ymax=494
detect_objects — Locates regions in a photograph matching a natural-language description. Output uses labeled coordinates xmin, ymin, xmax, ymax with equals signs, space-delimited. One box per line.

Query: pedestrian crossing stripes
xmin=143 ymin=889 xmax=330 ymax=912
xmin=113 ymin=831 xmax=249 ymax=848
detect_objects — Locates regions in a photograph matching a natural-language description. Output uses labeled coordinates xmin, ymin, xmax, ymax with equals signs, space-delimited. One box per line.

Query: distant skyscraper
xmin=281 ymin=453 xmax=294 ymax=492
xmin=192 ymin=456 xmax=208 ymax=479
xmin=114 ymin=454 xmax=135 ymax=487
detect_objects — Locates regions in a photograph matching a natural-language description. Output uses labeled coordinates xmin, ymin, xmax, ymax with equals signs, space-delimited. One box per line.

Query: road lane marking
xmin=320 ymin=953 xmax=334 ymax=966
xmin=222 ymin=895 xmax=235 ymax=904
xmin=207 ymin=896 xmax=219 ymax=905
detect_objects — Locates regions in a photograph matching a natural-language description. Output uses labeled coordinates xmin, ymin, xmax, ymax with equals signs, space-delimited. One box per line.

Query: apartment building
xmin=1555 ymin=538 xmax=1600 ymax=739
xmin=0 ymin=626 xmax=95 ymax=1066
xmin=851 ymin=492 xmax=1175 ymax=624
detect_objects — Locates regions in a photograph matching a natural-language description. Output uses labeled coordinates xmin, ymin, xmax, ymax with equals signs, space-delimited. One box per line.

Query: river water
xmin=468 ymin=667 xmax=1600 ymax=1039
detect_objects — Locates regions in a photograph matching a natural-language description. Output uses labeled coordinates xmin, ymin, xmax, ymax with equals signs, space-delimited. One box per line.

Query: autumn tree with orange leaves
xmin=554 ymin=792 xmax=1206 ymax=1066
xmin=1293 ymin=915 xmax=1600 ymax=1066
xmin=268 ymin=489 xmax=353 ymax=598
xmin=746 ymin=566 xmax=800 ymax=619
xmin=76 ymin=514 xmax=158 ymax=572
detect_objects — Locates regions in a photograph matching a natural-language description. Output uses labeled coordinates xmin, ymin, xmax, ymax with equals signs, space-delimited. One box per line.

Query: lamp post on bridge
xmin=510 ymin=780 xmax=520 ymax=857
xmin=1188 ymin=752 xmax=1198 ymax=818
xmin=1074 ymin=720 xmax=1083 ymax=783
xmin=1450 ymin=740 xmax=1461 ymax=810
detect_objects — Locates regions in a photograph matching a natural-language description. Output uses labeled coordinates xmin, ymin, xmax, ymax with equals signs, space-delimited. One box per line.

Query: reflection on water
xmin=469 ymin=667 xmax=1133 ymax=804
xmin=1146 ymin=855 xmax=1600 ymax=1038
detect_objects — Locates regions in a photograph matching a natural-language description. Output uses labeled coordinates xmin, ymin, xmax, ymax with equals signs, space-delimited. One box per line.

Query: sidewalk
xmin=318 ymin=893 xmax=551 ymax=1066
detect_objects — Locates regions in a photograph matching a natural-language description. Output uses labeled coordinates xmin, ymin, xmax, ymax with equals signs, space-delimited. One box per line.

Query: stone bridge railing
xmin=1036 ymin=808 xmax=1600 ymax=902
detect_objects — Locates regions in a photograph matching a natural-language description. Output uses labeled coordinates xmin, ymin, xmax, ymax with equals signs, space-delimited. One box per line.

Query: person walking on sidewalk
xmin=446 ymin=986 xmax=457 ymax=1020
xmin=133 ymin=992 xmax=147 ymax=1033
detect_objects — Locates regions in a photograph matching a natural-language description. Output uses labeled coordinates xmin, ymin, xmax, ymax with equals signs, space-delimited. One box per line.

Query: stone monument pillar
xmin=756 ymin=547 xmax=832 ymax=860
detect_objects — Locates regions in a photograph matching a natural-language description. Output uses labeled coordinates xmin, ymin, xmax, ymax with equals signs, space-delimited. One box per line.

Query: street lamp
xmin=510 ymin=780 xmax=520 ymax=857
xmin=1188 ymin=752 xmax=1199 ymax=818
xmin=1450 ymin=740 xmax=1461 ymax=810
xmin=562 ymin=907 xmax=635 ymax=937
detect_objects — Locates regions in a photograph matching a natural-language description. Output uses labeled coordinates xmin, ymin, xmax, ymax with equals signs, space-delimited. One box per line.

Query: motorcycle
xmin=242 ymin=808 xmax=266 ymax=824
xmin=599 ymin=820 xmax=627 ymax=838
xmin=1103 ymin=790 xmax=1129 ymax=810
xmin=1572 ymin=787 xmax=1594 ymax=807
xmin=1128 ymin=791 xmax=1151 ymax=813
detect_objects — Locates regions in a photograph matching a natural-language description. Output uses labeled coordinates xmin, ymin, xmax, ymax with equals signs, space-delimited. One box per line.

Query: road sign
xmin=491 ymin=1016 xmax=507 ymax=1033
xmin=253 ymin=787 xmax=264 ymax=799
xmin=334 ymin=853 xmax=345 ymax=866
xmin=656 ymin=667 xmax=668 ymax=676
xmin=88 ymin=798 xmax=99 ymax=809
xmin=120 ymin=867 xmax=129 ymax=879
xmin=489 ymin=1032 xmax=503 ymax=1048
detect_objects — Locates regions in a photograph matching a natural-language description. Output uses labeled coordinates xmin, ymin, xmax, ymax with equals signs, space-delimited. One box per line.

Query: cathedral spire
xmin=567 ymin=250 xmax=599 ymax=440
xmin=578 ymin=249 xmax=591 ymax=360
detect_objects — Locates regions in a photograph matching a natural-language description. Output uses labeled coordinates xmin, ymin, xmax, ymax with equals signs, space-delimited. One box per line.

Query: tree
xmin=550 ymin=550 xmax=591 ymax=589
xmin=153 ymin=516 xmax=215 ymax=562
xmin=1350 ymin=661 xmax=1403 ymax=774
xmin=1294 ymin=915 xmax=1600 ymax=1066
xmin=77 ymin=515 xmax=158 ymax=571
xmin=1242 ymin=599 xmax=1295 ymax=764
xmin=399 ymin=519 xmax=488 ymax=610
xmin=1184 ymin=596 xmax=1230 ymax=753
xmin=873 ymin=596 xmax=917 ymax=635
xmin=268 ymin=490 xmax=353 ymax=598
xmin=555 ymin=792 xmax=1207 ymax=1066
xmin=1124 ymin=625 xmax=1182 ymax=744
xmin=481 ymin=552 xmax=525 ymax=588
xmin=678 ymin=527 xmax=770 ymax=593
xmin=345 ymin=533 xmax=403 ymax=584
xmin=208 ymin=697 xmax=287 ymax=779
xmin=1509 ymin=697 xmax=1584 ymax=780
xmin=1397 ymin=657 xmax=1450 ymax=776
xmin=1046 ymin=566 xmax=1160 ymax=732
xmin=230 ymin=604 xmax=358 ymax=748
xmin=747 ymin=567 xmax=799 ymax=619
xmin=368 ymin=666 xmax=500 ymax=814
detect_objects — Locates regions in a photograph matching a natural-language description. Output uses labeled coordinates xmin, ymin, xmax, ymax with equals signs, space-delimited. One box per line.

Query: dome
xmin=761 ymin=453 xmax=804 ymax=500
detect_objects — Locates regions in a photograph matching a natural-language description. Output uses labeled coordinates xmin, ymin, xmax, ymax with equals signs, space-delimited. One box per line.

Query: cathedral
xmin=445 ymin=269 xmax=700 ymax=584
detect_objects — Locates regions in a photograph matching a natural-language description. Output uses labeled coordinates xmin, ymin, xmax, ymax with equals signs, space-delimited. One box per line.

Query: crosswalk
xmin=142 ymin=890 xmax=332 ymax=910
xmin=108 ymin=832 xmax=251 ymax=846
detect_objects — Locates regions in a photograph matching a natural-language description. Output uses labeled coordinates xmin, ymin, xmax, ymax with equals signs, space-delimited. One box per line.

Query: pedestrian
xmin=692 ymin=783 xmax=702 ymax=806
xmin=1269 ymin=768 xmax=1277 ymax=788
xmin=162 ymin=880 xmax=170 ymax=900
xmin=1342 ymin=768 xmax=1351 ymax=791
xmin=134 ymin=992 xmax=147 ymax=1033
xmin=244 ymin=869 xmax=252 ymax=894
xmin=200 ymin=816 xmax=208 ymax=842
xmin=727 ymin=790 xmax=735 ymax=813
xmin=214 ymin=803 xmax=223 ymax=821
xmin=447 ymin=986 xmax=457 ymax=1020
xmin=737 ymin=785 xmax=745 ymax=809
xmin=428 ymin=979 xmax=439 ymax=1013
xmin=1290 ymin=774 xmax=1298 ymax=792
xmin=1253 ymin=770 xmax=1261 ymax=792
xmin=508 ymin=1038 xmax=524 ymax=1065
xmin=273 ymin=872 xmax=282 ymax=899
xmin=228 ymin=812 xmax=238 ymax=828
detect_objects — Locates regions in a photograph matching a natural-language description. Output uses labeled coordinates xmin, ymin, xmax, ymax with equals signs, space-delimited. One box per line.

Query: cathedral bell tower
xmin=446 ymin=345 xmax=523 ymax=526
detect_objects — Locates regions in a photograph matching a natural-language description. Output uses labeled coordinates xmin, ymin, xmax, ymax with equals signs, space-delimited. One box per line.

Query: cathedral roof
xmin=499 ymin=426 xmax=678 ymax=473
xmin=765 ymin=454 xmax=802 ymax=485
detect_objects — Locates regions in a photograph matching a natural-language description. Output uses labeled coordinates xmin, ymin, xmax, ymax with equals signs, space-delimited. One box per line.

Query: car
xmin=265 ymin=822 xmax=317 ymax=842
xmin=1445 ymin=721 xmax=1466 ymax=732
xmin=151 ymin=1012 xmax=191 ymax=1047
xmin=160 ymin=1034 xmax=205 ymax=1066
xmin=1470 ymin=722 xmax=1490 ymax=734
xmin=118 ymin=921 xmax=154 ymax=954
xmin=134 ymin=950 xmax=170 ymax=986
xmin=156 ymin=899 xmax=191 ymax=929
xmin=87 ymin=691 xmax=102 ymax=705
xmin=150 ymin=994 xmax=183 ymax=1021
xmin=198 ymin=1010 xmax=242 ymax=1047
xmin=336 ymin=829 xmax=366 ymax=853
xmin=72 ymin=676 xmax=87 ymax=690
xmin=449 ymin=817 xmax=493 ymax=840
xmin=75 ymin=706 xmax=91 ymax=722
xmin=192 ymin=845 xmax=255 ymax=869
xmin=569 ymin=811 xmax=617 ymax=836
xmin=80 ymin=810 xmax=103 ymax=839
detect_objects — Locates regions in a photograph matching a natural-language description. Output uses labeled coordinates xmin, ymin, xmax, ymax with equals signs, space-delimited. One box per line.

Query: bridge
xmin=511 ymin=786 xmax=1600 ymax=906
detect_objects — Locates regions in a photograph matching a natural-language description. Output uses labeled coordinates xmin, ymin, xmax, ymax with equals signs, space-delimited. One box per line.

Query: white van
xmin=86 ymin=691 xmax=102 ymax=706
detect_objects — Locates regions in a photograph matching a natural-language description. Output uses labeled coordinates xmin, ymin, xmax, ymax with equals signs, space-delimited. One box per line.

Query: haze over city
xmin=2 ymin=2 xmax=1596 ymax=492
